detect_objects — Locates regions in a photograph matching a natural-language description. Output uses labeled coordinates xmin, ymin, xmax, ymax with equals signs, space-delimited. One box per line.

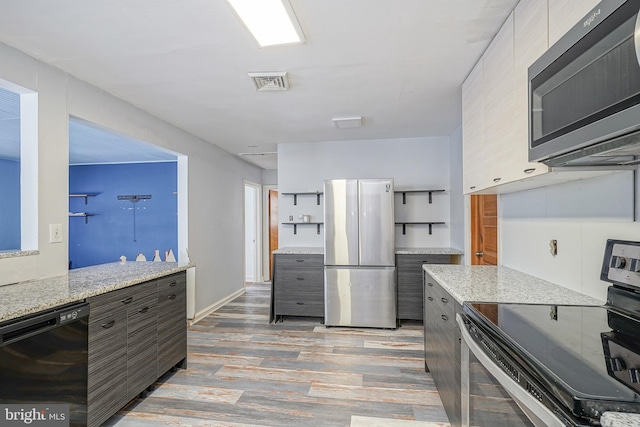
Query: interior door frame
xmin=243 ymin=180 xmax=262 ymax=285
xmin=464 ymin=193 xmax=499 ymax=266
xmin=262 ymin=184 xmax=278 ymax=281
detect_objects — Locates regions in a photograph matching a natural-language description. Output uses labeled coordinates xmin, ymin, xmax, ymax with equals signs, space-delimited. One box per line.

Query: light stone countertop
xmin=423 ymin=265 xmax=605 ymax=306
xmin=601 ymin=412 xmax=640 ymax=426
xmin=274 ymin=247 xmax=464 ymax=256
xmin=0 ymin=250 xmax=39 ymax=260
xmin=0 ymin=261 xmax=194 ymax=323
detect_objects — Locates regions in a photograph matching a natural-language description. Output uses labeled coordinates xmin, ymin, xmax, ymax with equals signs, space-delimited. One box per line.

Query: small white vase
xmin=165 ymin=248 xmax=176 ymax=262
xmin=135 ymin=253 xmax=147 ymax=262
xmin=153 ymin=250 xmax=162 ymax=262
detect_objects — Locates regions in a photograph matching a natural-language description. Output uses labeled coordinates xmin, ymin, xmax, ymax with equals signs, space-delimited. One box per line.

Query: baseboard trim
xmin=189 ymin=287 xmax=246 ymax=325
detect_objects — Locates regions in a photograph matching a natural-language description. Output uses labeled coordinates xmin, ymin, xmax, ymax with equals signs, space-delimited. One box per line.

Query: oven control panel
xmin=601 ymin=239 xmax=640 ymax=289
xmin=602 ymin=331 xmax=640 ymax=393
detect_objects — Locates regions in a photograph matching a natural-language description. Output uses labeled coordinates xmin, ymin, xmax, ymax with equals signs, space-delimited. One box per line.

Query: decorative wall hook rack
xmin=118 ymin=194 xmax=152 ymax=203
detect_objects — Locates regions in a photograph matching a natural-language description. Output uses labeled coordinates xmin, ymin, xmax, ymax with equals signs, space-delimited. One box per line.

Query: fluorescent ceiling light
xmin=227 ymin=0 xmax=305 ymax=47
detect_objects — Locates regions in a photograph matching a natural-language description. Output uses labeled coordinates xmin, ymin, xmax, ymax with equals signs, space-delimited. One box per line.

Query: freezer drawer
xmin=324 ymin=267 xmax=397 ymax=328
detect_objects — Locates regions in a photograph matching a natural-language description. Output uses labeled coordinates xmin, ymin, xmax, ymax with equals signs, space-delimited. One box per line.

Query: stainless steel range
xmin=457 ymin=239 xmax=640 ymax=426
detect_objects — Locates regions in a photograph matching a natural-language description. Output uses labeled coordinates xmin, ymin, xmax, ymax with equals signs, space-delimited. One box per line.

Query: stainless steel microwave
xmin=529 ymin=0 xmax=640 ymax=167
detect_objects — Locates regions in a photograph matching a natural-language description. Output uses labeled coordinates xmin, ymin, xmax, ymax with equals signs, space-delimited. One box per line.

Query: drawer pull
xmin=296 ymin=277 xmax=305 ymax=281
xmin=427 ymin=282 xmax=434 ymax=287
xmin=121 ymin=297 xmax=133 ymax=305
xmin=427 ymin=296 xmax=434 ymax=301
xmin=168 ymin=294 xmax=177 ymax=300
xmin=441 ymin=314 xmax=448 ymax=321
xmin=169 ymin=281 xmax=177 ymax=287
xmin=139 ymin=306 xmax=150 ymax=314
xmin=296 ymin=259 xmax=305 ymax=262
xmin=296 ymin=302 xmax=304 ymax=305
xmin=101 ymin=320 xmax=116 ymax=329
xmin=524 ymin=168 xmax=536 ymax=174
xmin=441 ymin=297 xmax=448 ymax=304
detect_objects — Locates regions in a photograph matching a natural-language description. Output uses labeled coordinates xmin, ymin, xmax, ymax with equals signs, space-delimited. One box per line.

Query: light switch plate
xmin=49 ymin=223 xmax=63 ymax=243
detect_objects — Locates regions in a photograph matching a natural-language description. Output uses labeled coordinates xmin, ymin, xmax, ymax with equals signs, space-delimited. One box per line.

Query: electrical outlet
xmin=49 ymin=223 xmax=63 ymax=243
xmin=550 ymin=239 xmax=558 ymax=256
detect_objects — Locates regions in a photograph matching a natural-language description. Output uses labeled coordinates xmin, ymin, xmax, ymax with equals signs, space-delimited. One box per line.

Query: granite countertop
xmin=274 ymin=247 xmax=464 ymax=255
xmin=0 ymin=261 xmax=193 ymax=323
xmin=601 ymin=412 xmax=640 ymax=427
xmin=423 ymin=264 xmax=604 ymax=306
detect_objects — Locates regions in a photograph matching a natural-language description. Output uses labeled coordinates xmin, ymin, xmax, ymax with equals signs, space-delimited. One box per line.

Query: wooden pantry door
xmin=268 ymin=189 xmax=279 ymax=280
xmin=471 ymin=194 xmax=498 ymax=266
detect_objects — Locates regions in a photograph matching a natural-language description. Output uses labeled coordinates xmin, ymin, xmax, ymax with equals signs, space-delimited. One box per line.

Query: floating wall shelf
xmin=282 ymin=222 xmax=323 ymax=235
xmin=69 ymin=213 xmax=95 ymax=224
xmin=395 ymin=189 xmax=445 ymax=204
xmin=395 ymin=222 xmax=445 ymax=235
xmin=69 ymin=193 xmax=97 ymax=205
xmin=282 ymin=192 xmax=323 ymax=206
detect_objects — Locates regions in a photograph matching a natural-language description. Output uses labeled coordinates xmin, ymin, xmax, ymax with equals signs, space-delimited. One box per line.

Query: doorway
xmin=244 ymin=180 xmax=261 ymax=284
xmin=471 ymin=194 xmax=498 ymax=265
xmin=261 ymin=185 xmax=278 ymax=281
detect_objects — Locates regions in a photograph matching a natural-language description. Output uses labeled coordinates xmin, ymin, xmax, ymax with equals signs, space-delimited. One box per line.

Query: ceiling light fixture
xmin=226 ymin=0 xmax=305 ymax=47
xmin=332 ymin=117 xmax=362 ymax=129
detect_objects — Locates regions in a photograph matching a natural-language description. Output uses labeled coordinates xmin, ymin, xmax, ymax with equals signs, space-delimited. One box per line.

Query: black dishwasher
xmin=0 ymin=301 xmax=89 ymax=427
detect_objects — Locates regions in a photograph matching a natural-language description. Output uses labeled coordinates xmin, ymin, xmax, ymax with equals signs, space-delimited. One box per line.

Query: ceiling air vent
xmin=248 ymin=72 xmax=289 ymax=91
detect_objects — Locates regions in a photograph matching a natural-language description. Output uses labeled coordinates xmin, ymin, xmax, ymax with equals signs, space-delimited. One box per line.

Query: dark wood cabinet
xmin=396 ymin=254 xmax=452 ymax=320
xmin=87 ymin=271 xmax=187 ymax=427
xmin=273 ymin=254 xmax=324 ymax=320
xmin=423 ymin=271 xmax=462 ymax=427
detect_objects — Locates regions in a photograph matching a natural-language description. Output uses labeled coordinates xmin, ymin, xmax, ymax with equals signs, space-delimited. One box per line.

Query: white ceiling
xmin=0 ymin=0 xmax=519 ymax=169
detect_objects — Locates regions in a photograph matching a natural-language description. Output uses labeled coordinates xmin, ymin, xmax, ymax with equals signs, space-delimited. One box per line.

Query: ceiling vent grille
xmin=248 ymin=72 xmax=289 ymax=91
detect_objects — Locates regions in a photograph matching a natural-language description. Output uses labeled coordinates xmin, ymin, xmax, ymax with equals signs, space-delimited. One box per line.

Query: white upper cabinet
xmin=462 ymin=60 xmax=486 ymax=193
xmin=548 ymin=0 xmax=601 ymax=47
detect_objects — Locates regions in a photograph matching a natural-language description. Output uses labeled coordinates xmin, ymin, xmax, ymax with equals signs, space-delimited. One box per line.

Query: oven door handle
xmin=456 ymin=314 xmax=567 ymax=427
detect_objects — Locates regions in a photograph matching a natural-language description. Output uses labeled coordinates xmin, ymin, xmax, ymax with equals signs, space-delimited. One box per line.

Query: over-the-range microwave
xmin=529 ymin=0 xmax=640 ymax=168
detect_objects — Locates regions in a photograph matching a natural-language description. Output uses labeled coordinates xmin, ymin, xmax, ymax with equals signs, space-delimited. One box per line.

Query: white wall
xmin=262 ymin=169 xmax=277 ymax=185
xmin=500 ymin=171 xmax=637 ymax=301
xmin=0 ymin=41 xmax=262 ymax=314
xmin=277 ymin=137 xmax=451 ymax=248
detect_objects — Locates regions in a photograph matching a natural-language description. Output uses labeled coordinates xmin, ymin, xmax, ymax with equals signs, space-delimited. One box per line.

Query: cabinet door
xmin=87 ymin=310 xmax=127 ymax=427
xmin=482 ymin=12 xmax=517 ymax=187
xmin=462 ymin=60 xmax=486 ymax=194
xmin=127 ymin=295 xmax=158 ymax=401
xmin=157 ymin=274 xmax=187 ymax=376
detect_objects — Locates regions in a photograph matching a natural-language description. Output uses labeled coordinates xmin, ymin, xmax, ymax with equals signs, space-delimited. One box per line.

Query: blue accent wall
xmin=69 ymin=162 xmax=178 ymax=268
xmin=0 ymin=158 xmax=20 ymax=251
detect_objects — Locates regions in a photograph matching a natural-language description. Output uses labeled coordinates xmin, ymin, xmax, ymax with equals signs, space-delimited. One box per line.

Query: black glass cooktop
xmin=464 ymin=301 xmax=640 ymax=417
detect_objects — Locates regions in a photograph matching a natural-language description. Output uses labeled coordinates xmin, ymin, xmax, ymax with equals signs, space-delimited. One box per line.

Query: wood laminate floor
xmin=106 ymin=282 xmax=450 ymax=427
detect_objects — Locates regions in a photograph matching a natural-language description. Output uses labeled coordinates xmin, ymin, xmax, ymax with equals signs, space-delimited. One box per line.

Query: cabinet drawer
xmin=274 ymin=254 xmax=323 ymax=269
xmin=88 ymin=280 xmax=157 ymax=319
xmin=396 ymin=254 xmax=451 ymax=268
xmin=157 ymin=272 xmax=186 ymax=298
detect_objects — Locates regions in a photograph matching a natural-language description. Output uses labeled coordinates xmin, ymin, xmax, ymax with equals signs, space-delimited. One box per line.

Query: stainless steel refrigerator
xmin=323 ymin=178 xmax=396 ymax=328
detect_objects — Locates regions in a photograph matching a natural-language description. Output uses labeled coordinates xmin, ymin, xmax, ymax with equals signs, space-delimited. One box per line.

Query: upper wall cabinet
xmin=548 ymin=0 xmax=601 ymax=47
xmin=462 ymin=0 xmax=618 ymax=195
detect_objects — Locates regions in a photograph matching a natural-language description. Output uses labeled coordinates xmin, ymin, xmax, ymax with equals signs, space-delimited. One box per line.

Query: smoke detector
xmin=248 ymin=72 xmax=290 ymax=91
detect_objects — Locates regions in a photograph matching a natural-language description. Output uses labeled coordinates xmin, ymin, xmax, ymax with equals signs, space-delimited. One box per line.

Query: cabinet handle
xmin=169 ymin=281 xmax=177 ymax=287
xmin=441 ymin=314 xmax=448 ymax=321
xmin=139 ymin=306 xmax=150 ymax=313
xmin=524 ymin=168 xmax=536 ymax=174
xmin=168 ymin=294 xmax=177 ymax=300
xmin=296 ymin=277 xmax=305 ymax=281
xmin=296 ymin=259 xmax=305 ymax=262
xmin=121 ymin=297 xmax=133 ymax=304
xmin=441 ymin=297 xmax=448 ymax=304
xmin=493 ymin=177 xmax=501 ymax=183
xmin=470 ymin=186 xmax=476 ymax=190
xmin=296 ymin=302 xmax=304 ymax=305
xmin=101 ymin=320 xmax=116 ymax=329
xmin=427 ymin=296 xmax=434 ymax=301
xmin=427 ymin=282 xmax=434 ymax=287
